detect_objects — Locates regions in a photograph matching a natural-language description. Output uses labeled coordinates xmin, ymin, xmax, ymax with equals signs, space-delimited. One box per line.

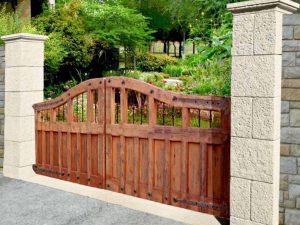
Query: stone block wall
xmin=281 ymin=14 xmax=300 ymax=225
xmin=0 ymin=46 xmax=4 ymax=169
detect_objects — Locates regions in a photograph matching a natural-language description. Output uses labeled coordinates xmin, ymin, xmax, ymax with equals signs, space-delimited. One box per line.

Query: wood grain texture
xmin=33 ymin=77 xmax=230 ymax=219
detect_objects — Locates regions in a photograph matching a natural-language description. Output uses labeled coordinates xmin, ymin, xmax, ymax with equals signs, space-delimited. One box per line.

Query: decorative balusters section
xmin=72 ymin=92 xmax=88 ymax=122
xmin=38 ymin=110 xmax=51 ymax=122
xmin=190 ymin=109 xmax=221 ymax=128
xmin=156 ymin=101 xmax=182 ymax=127
xmin=128 ymin=90 xmax=148 ymax=124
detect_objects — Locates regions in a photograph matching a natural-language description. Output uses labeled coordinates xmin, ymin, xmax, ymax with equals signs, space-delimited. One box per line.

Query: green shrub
xmin=0 ymin=5 xmax=38 ymax=45
xmin=136 ymin=53 xmax=178 ymax=72
xmin=163 ymin=64 xmax=185 ymax=77
xmin=181 ymin=59 xmax=231 ymax=96
xmin=45 ymin=79 xmax=78 ymax=99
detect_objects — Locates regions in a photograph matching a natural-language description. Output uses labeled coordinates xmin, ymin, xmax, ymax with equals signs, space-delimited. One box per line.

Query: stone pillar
xmin=227 ymin=1 xmax=299 ymax=225
xmin=0 ymin=45 xmax=5 ymax=169
xmin=1 ymin=33 xmax=47 ymax=179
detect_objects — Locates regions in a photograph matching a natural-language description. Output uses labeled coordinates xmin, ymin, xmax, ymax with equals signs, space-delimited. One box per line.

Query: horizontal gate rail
xmin=33 ymin=77 xmax=231 ymax=219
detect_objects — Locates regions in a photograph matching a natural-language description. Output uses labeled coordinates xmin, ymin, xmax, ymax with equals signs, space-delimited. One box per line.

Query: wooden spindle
xmin=148 ymin=96 xmax=157 ymax=126
xmin=121 ymin=87 xmax=128 ymax=124
xmin=182 ymin=108 xmax=190 ymax=128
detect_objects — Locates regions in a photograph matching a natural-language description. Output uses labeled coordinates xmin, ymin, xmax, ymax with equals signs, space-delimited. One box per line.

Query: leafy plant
xmin=0 ymin=4 xmax=38 ymax=45
xmin=44 ymin=79 xmax=78 ymax=99
xmin=136 ymin=53 xmax=178 ymax=72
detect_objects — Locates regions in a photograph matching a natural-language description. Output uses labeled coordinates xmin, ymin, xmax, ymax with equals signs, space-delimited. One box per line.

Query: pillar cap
xmin=227 ymin=0 xmax=299 ymax=14
xmin=1 ymin=33 xmax=48 ymax=42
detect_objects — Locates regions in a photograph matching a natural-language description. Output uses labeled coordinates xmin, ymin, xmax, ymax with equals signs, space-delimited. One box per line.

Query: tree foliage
xmin=34 ymin=0 xmax=153 ymax=83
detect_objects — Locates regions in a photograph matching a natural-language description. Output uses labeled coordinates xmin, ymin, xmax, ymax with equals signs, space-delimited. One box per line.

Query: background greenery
xmin=0 ymin=0 xmax=250 ymax=98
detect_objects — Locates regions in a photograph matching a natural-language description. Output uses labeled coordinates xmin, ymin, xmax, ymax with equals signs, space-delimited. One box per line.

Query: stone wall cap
xmin=227 ymin=0 xmax=299 ymax=13
xmin=1 ymin=33 xmax=48 ymax=42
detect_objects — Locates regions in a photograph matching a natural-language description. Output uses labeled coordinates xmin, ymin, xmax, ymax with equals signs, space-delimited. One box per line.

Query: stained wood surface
xmin=33 ymin=77 xmax=230 ymax=219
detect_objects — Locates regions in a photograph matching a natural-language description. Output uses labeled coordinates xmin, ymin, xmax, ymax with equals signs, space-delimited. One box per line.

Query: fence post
xmin=227 ymin=1 xmax=299 ymax=225
xmin=1 ymin=33 xmax=47 ymax=179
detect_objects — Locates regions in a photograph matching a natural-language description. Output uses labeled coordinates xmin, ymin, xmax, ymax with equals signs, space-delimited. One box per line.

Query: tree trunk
xmin=173 ymin=42 xmax=176 ymax=57
xmin=179 ymin=41 xmax=182 ymax=58
xmin=193 ymin=41 xmax=196 ymax=54
xmin=181 ymin=32 xmax=186 ymax=59
xmin=167 ymin=41 xmax=170 ymax=55
xmin=163 ymin=41 xmax=167 ymax=54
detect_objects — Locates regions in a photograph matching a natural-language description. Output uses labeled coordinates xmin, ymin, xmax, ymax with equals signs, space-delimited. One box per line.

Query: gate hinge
xmin=33 ymin=165 xmax=64 ymax=176
xmin=173 ymin=197 xmax=228 ymax=213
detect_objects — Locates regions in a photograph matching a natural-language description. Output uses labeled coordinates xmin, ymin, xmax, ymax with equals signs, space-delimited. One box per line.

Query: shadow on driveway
xmin=0 ymin=173 xmax=187 ymax=225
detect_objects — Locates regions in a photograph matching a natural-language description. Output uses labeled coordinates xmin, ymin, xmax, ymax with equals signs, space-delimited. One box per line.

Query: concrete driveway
xmin=0 ymin=173 xmax=186 ymax=225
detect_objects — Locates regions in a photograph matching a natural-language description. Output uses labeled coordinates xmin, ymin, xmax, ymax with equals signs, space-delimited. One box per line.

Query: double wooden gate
xmin=33 ymin=77 xmax=230 ymax=218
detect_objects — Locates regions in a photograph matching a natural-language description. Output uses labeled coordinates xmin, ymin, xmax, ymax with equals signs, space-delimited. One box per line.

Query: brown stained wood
xmin=120 ymin=135 xmax=125 ymax=193
xmin=163 ymin=140 xmax=171 ymax=205
xmin=148 ymin=138 xmax=154 ymax=200
xmin=76 ymin=133 xmax=81 ymax=183
xmin=182 ymin=108 xmax=190 ymax=128
xmin=87 ymin=89 xmax=94 ymax=123
xmin=179 ymin=141 xmax=188 ymax=208
xmin=121 ymin=88 xmax=128 ymax=124
xmin=58 ymin=131 xmax=62 ymax=178
xmin=33 ymin=76 xmax=230 ymax=219
xmin=133 ymin=137 xmax=139 ymax=197
xmin=148 ymin=96 xmax=157 ymax=126
xmin=200 ymin=143 xmax=208 ymax=213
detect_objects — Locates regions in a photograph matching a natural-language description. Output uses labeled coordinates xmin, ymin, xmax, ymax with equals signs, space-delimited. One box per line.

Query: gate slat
xmin=163 ymin=140 xmax=171 ymax=205
xmin=76 ymin=133 xmax=80 ymax=183
xmin=133 ymin=137 xmax=139 ymax=197
xmin=179 ymin=140 xmax=188 ymax=208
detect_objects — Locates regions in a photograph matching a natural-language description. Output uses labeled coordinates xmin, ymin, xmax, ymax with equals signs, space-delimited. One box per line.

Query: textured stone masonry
xmin=2 ymin=33 xmax=47 ymax=179
xmin=0 ymin=45 xmax=4 ymax=169
xmin=281 ymin=13 xmax=300 ymax=225
xmin=228 ymin=1 xmax=299 ymax=225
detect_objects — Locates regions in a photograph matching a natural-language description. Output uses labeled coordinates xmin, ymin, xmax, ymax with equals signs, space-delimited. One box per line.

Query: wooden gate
xmin=33 ymin=77 xmax=230 ymax=218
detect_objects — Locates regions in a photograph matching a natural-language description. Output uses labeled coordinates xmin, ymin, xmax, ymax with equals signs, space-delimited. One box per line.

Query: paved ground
xmin=0 ymin=173 xmax=186 ymax=225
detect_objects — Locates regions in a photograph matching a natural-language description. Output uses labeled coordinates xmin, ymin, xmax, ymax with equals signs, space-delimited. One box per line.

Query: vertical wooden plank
xmin=182 ymin=108 xmax=190 ymax=128
xmin=87 ymin=89 xmax=94 ymax=123
xmin=70 ymin=133 xmax=77 ymax=182
xmin=163 ymin=140 xmax=171 ymax=204
xmin=66 ymin=100 xmax=73 ymax=180
xmin=133 ymin=137 xmax=139 ymax=197
xmin=98 ymin=134 xmax=103 ymax=188
xmin=58 ymin=131 xmax=62 ymax=179
xmin=148 ymin=96 xmax=156 ymax=200
xmin=110 ymin=88 xmax=115 ymax=124
xmin=98 ymin=80 xmax=105 ymax=124
xmin=148 ymin=96 xmax=157 ymax=126
xmin=180 ymin=140 xmax=188 ymax=208
xmin=34 ymin=111 xmax=38 ymax=166
xmin=76 ymin=133 xmax=81 ymax=183
xmin=49 ymin=109 xmax=56 ymax=177
xmin=120 ymin=87 xmax=127 ymax=193
xmin=67 ymin=100 xmax=73 ymax=123
xmin=41 ymin=130 xmax=46 ymax=174
xmin=87 ymin=133 xmax=92 ymax=186
xmin=200 ymin=143 xmax=208 ymax=213
xmin=207 ymin=144 xmax=214 ymax=215
xmin=102 ymin=79 xmax=107 ymax=189
xmin=148 ymin=138 xmax=153 ymax=200
xmin=121 ymin=87 xmax=128 ymax=124
xmin=187 ymin=143 xmax=201 ymax=211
